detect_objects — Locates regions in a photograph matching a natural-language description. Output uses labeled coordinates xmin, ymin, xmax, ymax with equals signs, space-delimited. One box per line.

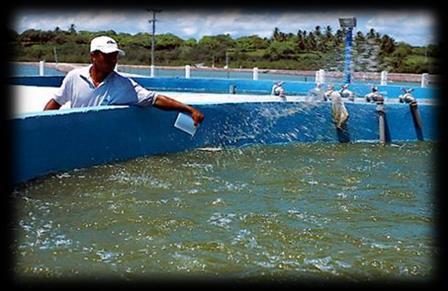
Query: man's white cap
xmin=90 ymin=36 xmax=125 ymax=56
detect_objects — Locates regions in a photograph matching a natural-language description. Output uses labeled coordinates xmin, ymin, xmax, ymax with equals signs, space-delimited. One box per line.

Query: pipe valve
xmin=398 ymin=88 xmax=415 ymax=104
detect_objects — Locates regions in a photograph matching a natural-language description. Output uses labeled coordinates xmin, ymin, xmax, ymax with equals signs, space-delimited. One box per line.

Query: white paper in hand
xmin=174 ymin=113 xmax=197 ymax=136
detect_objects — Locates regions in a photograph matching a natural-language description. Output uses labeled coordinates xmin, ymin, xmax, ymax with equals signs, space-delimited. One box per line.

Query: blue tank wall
xmin=8 ymin=76 xmax=438 ymax=99
xmin=11 ymin=101 xmax=437 ymax=185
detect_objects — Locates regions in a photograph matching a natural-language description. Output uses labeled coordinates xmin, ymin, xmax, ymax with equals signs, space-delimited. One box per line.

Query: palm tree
xmin=69 ymin=24 xmax=76 ymax=34
xmin=367 ymin=28 xmax=376 ymax=39
xmin=273 ymin=27 xmax=280 ymax=41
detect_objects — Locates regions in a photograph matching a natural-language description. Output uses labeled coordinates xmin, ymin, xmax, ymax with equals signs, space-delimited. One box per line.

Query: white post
xmin=185 ymin=65 xmax=191 ymax=79
xmin=39 ymin=60 xmax=45 ymax=76
xmin=380 ymin=71 xmax=388 ymax=85
xmin=150 ymin=65 xmax=155 ymax=78
xmin=253 ymin=67 xmax=259 ymax=80
xmin=315 ymin=71 xmax=320 ymax=84
xmin=421 ymin=73 xmax=429 ymax=88
xmin=318 ymin=69 xmax=325 ymax=84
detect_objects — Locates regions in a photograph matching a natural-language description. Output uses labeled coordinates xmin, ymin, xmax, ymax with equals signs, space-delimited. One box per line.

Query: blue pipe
xmin=343 ymin=27 xmax=353 ymax=84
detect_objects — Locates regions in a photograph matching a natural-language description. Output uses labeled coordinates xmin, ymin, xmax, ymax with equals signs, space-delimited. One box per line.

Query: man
xmin=44 ymin=36 xmax=204 ymax=126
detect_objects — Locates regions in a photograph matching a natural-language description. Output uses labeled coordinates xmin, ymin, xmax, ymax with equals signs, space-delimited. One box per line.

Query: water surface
xmin=11 ymin=142 xmax=437 ymax=282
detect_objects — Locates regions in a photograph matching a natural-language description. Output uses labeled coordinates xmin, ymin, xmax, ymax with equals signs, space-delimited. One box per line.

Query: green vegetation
xmin=8 ymin=25 xmax=439 ymax=74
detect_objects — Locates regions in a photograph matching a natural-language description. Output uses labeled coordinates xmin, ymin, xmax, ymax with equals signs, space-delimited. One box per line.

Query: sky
xmin=11 ymin=9 xmax=438 ymax=46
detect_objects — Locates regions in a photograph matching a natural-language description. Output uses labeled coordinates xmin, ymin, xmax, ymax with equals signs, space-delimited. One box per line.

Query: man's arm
xmin=44 ymin=99 xmax=62 ymax=110
xmin=154 ymin=94 xmax=204 ymax=126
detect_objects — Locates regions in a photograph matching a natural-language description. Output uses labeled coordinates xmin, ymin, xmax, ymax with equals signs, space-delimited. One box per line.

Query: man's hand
xmin=44 ymin=99 xmax=62 ymax=110
xmin=154 ymin=94 xmax=204 ymax=126
xmin=191 ymin=108 xmax=204 ymax=126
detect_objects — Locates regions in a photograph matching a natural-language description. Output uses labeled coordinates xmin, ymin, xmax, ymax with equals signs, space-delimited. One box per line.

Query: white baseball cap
xmin=90 ymin=36 xmax=125 ymax=56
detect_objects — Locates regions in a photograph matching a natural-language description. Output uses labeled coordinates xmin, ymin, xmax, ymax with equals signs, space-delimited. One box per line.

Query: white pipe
xmin=319 ymin=69 xmax=325 ymax=84
xmin=150 ymin=65 xmax=155 ymax=78
xmin=253 ymin=67 xmax=259 ymax=80
xmin=380 ymin=71 xmax=388 ymax=85
xmin=421 ymin=73 xmax=429 ymax=88
xmin=39 ymin=60 xmax=45 ymax=76
xmin=185 ymin=65 xmax=191 ymax=79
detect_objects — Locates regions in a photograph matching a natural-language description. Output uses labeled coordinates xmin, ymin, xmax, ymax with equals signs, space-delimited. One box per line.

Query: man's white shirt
xmin=53 ymin=65 xmax=158 ymax=108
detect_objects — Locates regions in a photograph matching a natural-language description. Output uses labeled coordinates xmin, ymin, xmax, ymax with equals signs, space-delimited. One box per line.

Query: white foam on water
xmin=197 ymin=147 xmax=223 ymax=152
xmin=208 ymin=212 xmax=237 ymax=229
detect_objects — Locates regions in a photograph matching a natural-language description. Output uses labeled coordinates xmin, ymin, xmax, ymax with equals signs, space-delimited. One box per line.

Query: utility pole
xmin=147 ymin=9 xmax=162 ymax=76
xmin=148 ymin=9 xmax=162 ymax=67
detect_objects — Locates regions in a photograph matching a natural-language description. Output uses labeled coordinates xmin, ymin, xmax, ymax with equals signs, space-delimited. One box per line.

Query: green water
xmin=10 ymin=142 xmax=437 ymax=282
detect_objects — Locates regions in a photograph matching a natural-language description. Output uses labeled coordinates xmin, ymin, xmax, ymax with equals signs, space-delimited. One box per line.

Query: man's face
xmin=91 ymin=51 xmax=118 ymax=73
